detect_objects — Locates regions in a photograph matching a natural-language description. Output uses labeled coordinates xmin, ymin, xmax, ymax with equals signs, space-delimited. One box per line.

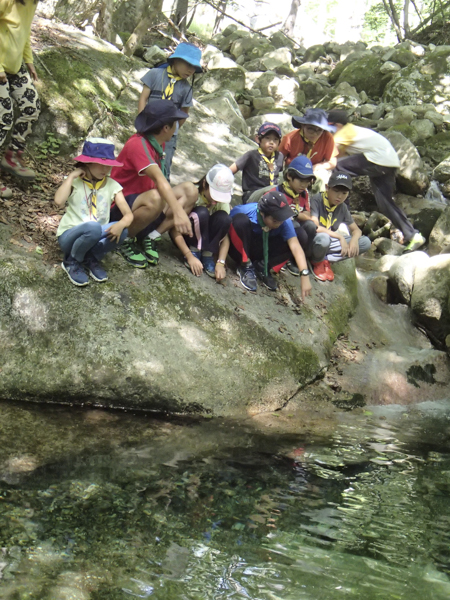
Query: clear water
xmin=1 ymin=401 xmax=450 ymax=599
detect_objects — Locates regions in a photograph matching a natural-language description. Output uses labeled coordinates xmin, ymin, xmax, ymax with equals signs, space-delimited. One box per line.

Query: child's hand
xmin=340 ymin=237 xmax=349 ymax=256
xmin=348 ymin=238 xmax=360 ymax=257
xmin=215 ymin=262 xmax=226 ymax=282
xmin=71 ymin=167 xmax=86 ymax=179
xmin=174 ymin=209 xmax=193 ymax=237
xmin=301 ymin=275 xmax=312 ymax=301
xmin=106 ymin=223 xmax=124 ymax=243
xmin=187 ymin=253 xmax=203 ymax=276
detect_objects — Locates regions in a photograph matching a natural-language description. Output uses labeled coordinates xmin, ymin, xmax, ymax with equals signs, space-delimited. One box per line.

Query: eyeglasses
xmin=303 ymin=125 xmax=323 ymax=134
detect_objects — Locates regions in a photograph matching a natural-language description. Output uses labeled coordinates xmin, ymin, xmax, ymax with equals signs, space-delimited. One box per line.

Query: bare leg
xmin=128 ymin=190 xmax=164 ymax=238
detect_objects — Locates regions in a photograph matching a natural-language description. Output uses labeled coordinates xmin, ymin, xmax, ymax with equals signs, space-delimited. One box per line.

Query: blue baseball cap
xmin=287 ymin=156 xmax=315 ymax=179
xmin=168 ymin=42 xmax=203 ymax=73
xmin=135 ymin=99 xmax=189 ymax=134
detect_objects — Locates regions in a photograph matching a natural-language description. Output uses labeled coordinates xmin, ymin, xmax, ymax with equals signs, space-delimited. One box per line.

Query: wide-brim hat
xmin=292 ymin=108 xmax=336 ymax=133
xmin=135 ymin=99 xmax=190 ymax=135
xmin=206 ymin=164 xmax=234 ymax=203
xmin=73 ymin=138 xmax=123 ymax=167
xmin=168 ymin=42 xmax=203 ymax=73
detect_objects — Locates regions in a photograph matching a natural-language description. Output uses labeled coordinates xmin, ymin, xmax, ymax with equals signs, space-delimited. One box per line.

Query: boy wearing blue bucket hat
xmin=138 ymin=42 xmax=203 ymax=181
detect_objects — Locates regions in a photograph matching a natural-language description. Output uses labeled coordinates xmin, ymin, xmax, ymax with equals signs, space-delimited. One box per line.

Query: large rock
xmin=433 ymin=157 xmax=450 ymax=183
xmin=383 ymin=46 xmax=450 ymax=110
xmin=335 ymin=54 xmax=392 ymax=98
xmin=303 ymin=44 xmax=326 ymax=63
xmin=0 ymin=235 xmax=359 ymax=416
xmin=200 ymin=90 xmax=249 ymax=136
xmin=388 ymin=46 xmax=417 ymax=68
xmin=411 ymin=255 xmax=450 ymax=345
xmin=269 ymin=30 xmax=295 ymax=50
xmin=328 ymin=50 xmax=373 ymax=84
xmin=395 ymin=194 xmax=446 ymax=238
xmin=420 ymin=132 xmax=450 ymax=165
xmin=382 ymin=131 xmax=429 ymax=195
xmin=197 ymin=68 xmax=246 ymax=96
xmin=246 ymin=113 xmax=293 ymax=137
xmin=245 ymin=71 xmax=301 ymax=109
xmin=388 ymin=251 xmax=430 ymax=304
xmin=142 ymin=45 xmax=167 ymax=66
xmin=428 ymin=206 xmax=450 ymax=255
xmin=260 ymin=48 xmax=292 ymax=72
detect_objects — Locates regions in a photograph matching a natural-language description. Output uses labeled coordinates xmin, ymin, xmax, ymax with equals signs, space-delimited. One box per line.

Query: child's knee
xmin=359 ymin=235 xmax=372 ymax=254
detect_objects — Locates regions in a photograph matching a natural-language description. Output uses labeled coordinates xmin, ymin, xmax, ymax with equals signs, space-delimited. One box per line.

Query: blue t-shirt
xmin=230 ymin=203 xmax=296 ymax=241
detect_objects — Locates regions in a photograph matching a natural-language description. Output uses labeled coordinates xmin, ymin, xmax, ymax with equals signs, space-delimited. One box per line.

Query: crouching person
xmin=229 ymin=191 xmax=312 ymax=299
xmin=309 ymin=172 xmax=371 ymax=281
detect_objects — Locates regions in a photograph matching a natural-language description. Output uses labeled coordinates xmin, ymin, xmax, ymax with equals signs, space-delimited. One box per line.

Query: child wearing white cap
xmin=171 ymin=164 xmax=234 ymax=281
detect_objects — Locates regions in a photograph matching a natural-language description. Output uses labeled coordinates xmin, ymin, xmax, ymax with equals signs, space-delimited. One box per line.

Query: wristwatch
xmin=216 ymin=259 xmax=226 ymax=265
xmin=300 ymin=269 xmax=310 ymax=276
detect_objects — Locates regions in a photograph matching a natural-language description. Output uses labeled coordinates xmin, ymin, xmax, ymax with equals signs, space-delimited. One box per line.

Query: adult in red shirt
xmin=110 ymin=100 xmax=197 ymax=267
xmin=279 ymin=109 xmax=338 ymax=186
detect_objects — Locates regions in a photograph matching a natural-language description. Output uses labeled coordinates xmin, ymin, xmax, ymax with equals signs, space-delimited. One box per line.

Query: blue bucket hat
xmin=287 ymin=156 xmax=316 ymax=180
xmin=168 ymin=42 xmax=203 ymax=73
xmin=292 ymin=108 xmax=336 ymax=133
xmin=135 ymin=99 xmax=189 ymax=134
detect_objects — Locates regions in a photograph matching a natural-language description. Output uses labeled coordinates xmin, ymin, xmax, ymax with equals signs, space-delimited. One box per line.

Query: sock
xmin=147 ymin=230 xmax=161 ymax=240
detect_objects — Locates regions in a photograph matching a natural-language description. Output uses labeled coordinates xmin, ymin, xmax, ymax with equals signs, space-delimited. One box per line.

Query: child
xmin=55 ymin=138 xmax=133 ymax=287
xmin=138 ymin=42 xmax=202 ymax=181
xmin=230 ymin=122 xmax=284 ymax=203
xmin=110 ymin=99 xmax=197 ymax=268
xmin=0 ymin=0 xmax=41 ymax=198
xmin=172 ymin=164 xmax=233 ymax=281
xmin=309 ymin=172 xmax=372 ymax=281
xmin=229 ymin=191 xmax=312 ymax=299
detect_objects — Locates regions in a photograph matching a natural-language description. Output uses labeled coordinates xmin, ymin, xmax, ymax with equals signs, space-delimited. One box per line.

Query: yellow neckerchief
xmin=320 ymin=191 xmax=338 ymax=230
xmin=200 ymin=191 xmax=211 ymax=208
xmin=162 ymin=66 xmax=183 ymax=100
xmin=82 ymin=177 xmax=106 ymax=221
xmin=299 ymin=131 xmax=314 ymax=158
xmin=258 ymin=148 xmax=276 ymax=184
xmin=282 ymin=180 xmax=299 ymax=200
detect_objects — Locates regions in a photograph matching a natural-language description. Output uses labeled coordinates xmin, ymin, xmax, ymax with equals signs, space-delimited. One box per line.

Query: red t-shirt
xmin=273 ymin=184 xmax=310 ymax=212
xmin=279 ymin=130 xmax=337 ymax=166
xmin=111 ymin=134 xmax=162 ymax=198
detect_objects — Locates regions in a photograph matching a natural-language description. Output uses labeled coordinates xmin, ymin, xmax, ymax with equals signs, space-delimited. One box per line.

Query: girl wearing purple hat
xmin=54 ymin=138 xmax=133 ymax=287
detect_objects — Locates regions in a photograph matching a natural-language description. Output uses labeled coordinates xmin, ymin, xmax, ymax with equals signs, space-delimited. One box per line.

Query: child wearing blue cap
xmin=230 ymin=122 xmax=284 ymax=203
xmin=55 ymin=138 xmax=133 ymax=286
xmin=138 ymin=42 xmax=203 ymax=180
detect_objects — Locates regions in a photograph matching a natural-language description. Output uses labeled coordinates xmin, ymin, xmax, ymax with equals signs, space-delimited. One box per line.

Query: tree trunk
xmin=173 ymin=0 xmax=189 ymax=32
xmin=213 ymin=0 xmax=227 ymax=34
xmin=283 ymin=0 xmax=301 ymax=38
xmin=403 ymin=0 xmax=410 ymax=38
xmin=96 ymin=0 xmax=114 ymax=42
xmin=381 ymin=0 xmax=403 ymax=41
xmin=123 ymin=0 xmax=164 ymax=57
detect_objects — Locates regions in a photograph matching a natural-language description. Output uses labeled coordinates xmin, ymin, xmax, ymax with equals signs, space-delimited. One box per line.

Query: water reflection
xmin=0 ymin=401 xmax=450 ymax=599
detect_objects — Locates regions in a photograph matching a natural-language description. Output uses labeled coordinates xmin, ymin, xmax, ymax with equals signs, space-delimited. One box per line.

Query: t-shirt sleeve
xmin=279 ymin=134 xmax=290 ymax=158
xmin=309 ymin=194 xmax=321 ymax=218
xmin=140 ymin=69 xmax=158 ymax=90
xmin=179 ymin=81 xmax=194 ymax=108
xmin=322 ymin=133 xmax=338 ymax=161
xmin=333 ymin=124 xmax=357 ymax=149
xmin=280 ymin=218 xmax=296 ymax=241
xmin=109 ymin=178 xmax=123 ymax=203
xmin=235 ymin=151 xmax=252 ymax=171
xmin=342 ymin=204 xmax=354 ymax=226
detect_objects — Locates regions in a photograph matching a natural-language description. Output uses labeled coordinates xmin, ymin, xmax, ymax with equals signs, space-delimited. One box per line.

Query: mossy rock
xmin=336 ymin=55 xmax=392 ymax=97
xmin=328 ymin=50 xmax=373 ymax=84
xmin=420 ymin=132 xmax=450 ymax=165
xmin=303 ymin=44 xmax=326 ymax=63
xmin=386 ymin=124 xmax=419 ymax=145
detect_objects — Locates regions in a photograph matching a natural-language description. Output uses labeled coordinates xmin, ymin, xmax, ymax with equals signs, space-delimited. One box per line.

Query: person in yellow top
xmin=0 ymin=0 xmax=41 ymax=198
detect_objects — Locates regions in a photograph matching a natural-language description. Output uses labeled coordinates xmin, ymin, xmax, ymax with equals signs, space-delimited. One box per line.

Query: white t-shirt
xmin=334 ymin=123 xmax=400 ymax=168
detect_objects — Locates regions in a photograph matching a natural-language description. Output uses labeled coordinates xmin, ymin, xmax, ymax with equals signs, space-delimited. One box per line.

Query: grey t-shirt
xmin=140 ymin=67 xmax=194 ymax=109
xmin=310 ymin=193 xmax=354 ymax=231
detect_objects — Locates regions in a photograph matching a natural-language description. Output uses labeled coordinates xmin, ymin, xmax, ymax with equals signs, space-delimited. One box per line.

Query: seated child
xmin=309 ymin=172 xmax=372 ymax=281
xmin=110 ymin=99 xmax=197 ymax=268
xmin=172 ymin=164 xmax=233 ymax=281
xmin=229 ymin=191 xmax=312 ymax=299
xmin=138 ymin=42 xmax=203 ymax=181
xmin=230 ymin=122 xmax=284 ymax=203
xmin=55 ymin=138 xmax=133 ymax=287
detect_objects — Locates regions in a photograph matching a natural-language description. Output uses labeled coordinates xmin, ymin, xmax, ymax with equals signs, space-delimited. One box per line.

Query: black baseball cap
xmin=258 ymin=190 xmax=295 ymax=221
xmin=257 ymin=122 xmax=282 ymax=139
xmin=135 ymin=99 xmax=189 ymax=134
xmin=328 ymin=172 xmax=352 ymax=190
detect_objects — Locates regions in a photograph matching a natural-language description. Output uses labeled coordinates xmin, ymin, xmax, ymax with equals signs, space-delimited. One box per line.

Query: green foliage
xmin=35 ymin=132 xmax=62 ymax=160
xmin=99 ymin=98 xmax=130 ymax=115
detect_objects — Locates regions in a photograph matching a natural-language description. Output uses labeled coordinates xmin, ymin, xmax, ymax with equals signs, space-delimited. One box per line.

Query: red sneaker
xmin=312 ymin=260 xmax=328 ymax=281
xmin=323 ymin=260 xmax=334 ymax=281
xmin=1 ymin=149 xmax=36 ymax=180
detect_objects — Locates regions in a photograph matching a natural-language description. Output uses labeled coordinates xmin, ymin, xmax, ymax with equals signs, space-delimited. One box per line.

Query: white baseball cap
xmin=206 ymin=164 xmax=234 ymax=203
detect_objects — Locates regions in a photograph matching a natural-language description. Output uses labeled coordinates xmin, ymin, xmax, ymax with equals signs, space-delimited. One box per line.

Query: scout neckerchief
xmin=162 ymin=66 xmax=183 ymax=100
xmin=282 ymin=180 xmax=303 ymax=218
xmin=321 ymin=191 xmax=338 ymax=230
xmin=258 ymin=148 xmax=276 ymax=184
xmin=299 ymin=130 xmax=314 ymax=159
xmin=142 ymin=135 xmax=166 ymax=178
xmin=82 ymin=176 xmax=106 ymax=221
xmin=257 ymin=208 xmax=270 ymax=277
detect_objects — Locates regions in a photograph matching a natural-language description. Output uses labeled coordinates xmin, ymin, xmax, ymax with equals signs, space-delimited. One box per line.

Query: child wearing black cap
xmin=110 ymin=99 xmax=197 ymax=268
xmin=138 ymin=42 xmax=203 ymax=180
xmin=230 ymin=122 xmax=284 ymax=203
xmin=229 ymin=191 xmax=312 ymax=298
xmin=309 ymin=172 xmax=371 ymax=281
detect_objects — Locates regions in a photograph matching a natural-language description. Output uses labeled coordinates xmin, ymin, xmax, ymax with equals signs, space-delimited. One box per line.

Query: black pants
xmin=184 ymin=206 xmax=231 ymax=254
xmin=293 ymin=219 xmax=317 ymax=258
xmin=335 ymin=154 xmax=416 ymax=241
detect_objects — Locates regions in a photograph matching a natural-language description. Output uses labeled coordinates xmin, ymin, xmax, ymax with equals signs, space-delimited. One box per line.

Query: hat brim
xmin=329 ymin=181 xmax=352 ymax=191
xmin=292 ymin=116 xmax=336 ymax=133
xmin=209 ymin=186 xmax=232 ymax=203
xmin=258 ymin=127 xmax=282 ymax=138
xmin=168 ymin=54 xmax=203 ymax=73
xmin=135 ymin=106 xmax=189 ymax=134
xmin=289 ymin=167 xmax=316 ymax=181
xmin=271 ymin=205 xmax=295 ymax=221
xmin=73 ymin=155 xmax=123 ymax=167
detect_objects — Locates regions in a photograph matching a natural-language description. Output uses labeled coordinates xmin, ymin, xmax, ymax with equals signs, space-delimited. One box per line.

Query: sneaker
xmin=0 ymin=183 xmax=12 ymax=199
xmin=310 ymin=260 xmax=328 ymax=282
xmin=237 ymin=264 xmax=257 ymax=292
xmin=141 ymin=236 xmax=159 ymax=265
xmin=184 ymin=249 xmax=202 ymax=270
xmin=254 ymin=261 xmax=278 ymax=291
xmin=202 ymin=254 xmax=216 ymax=278
xmin=403 ymin=232 xmax=426 ymax=253
xmin=1 ymin=149 xmax=35 ymax=180
xmin=117 ymin=238 xmax=147 ymax=268
xmin=61 ymin=257 xmax=89 ymax=286
xmin=323 ymin=260 xmax=334 ymax=281
xmin=286 ymin=261 xmax=300 ymax=276
xmin=84 ymin=253 xmax=108 ymax=282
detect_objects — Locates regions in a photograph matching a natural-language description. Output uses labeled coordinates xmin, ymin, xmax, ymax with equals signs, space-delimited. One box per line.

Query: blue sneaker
xmin=61 ymin=257 xmax=89 ymax=287
xmin=202 ymin=254 xmax=216 ymax=278
xmin=84 ymin=253 xmax=108 ymax=282
xmin=237 ymin=264 xmax=257 ymax=292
